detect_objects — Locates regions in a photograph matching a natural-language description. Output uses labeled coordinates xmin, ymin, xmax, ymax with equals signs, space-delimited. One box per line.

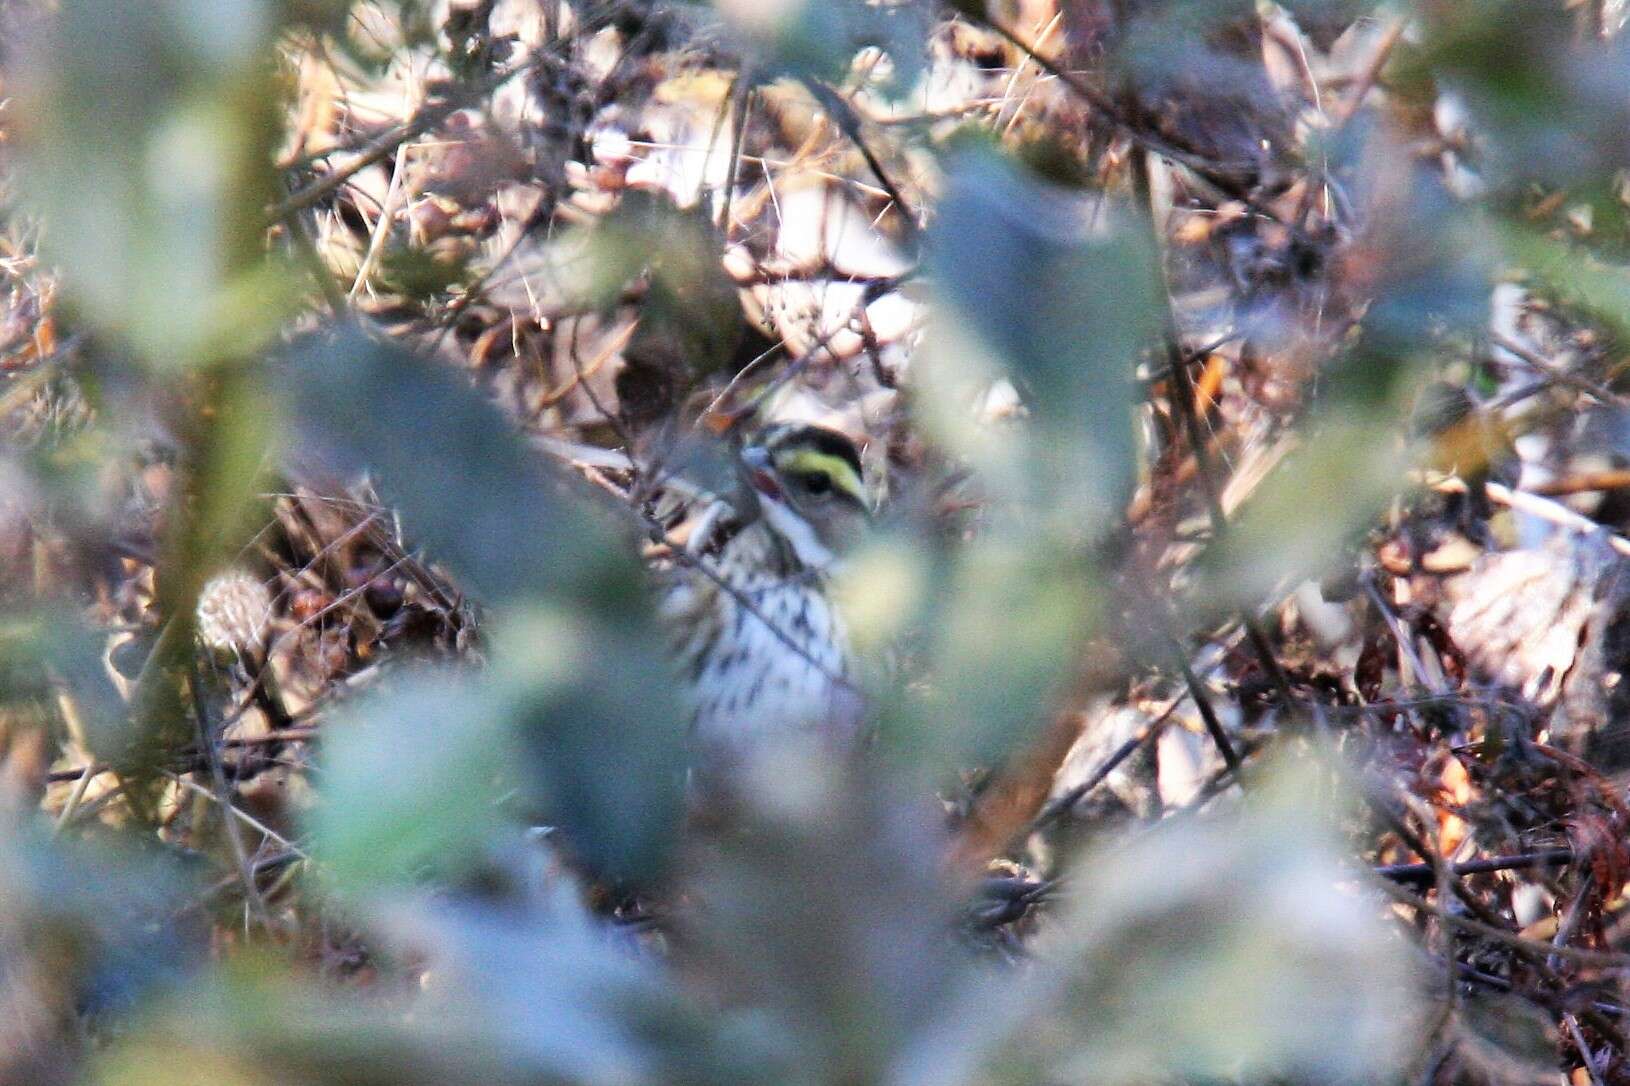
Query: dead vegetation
xmin=6 ymin=1 xmax=1630 ymax=1084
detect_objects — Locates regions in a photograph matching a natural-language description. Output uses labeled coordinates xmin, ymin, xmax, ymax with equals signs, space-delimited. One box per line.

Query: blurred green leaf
xmin=590 ymin=192 xmax=746 ymax=399
xmin=12 ymin=0 xmax=295 ymax=367
xmin=890 ymin=147 xmax=1148 ymax=772
xmin=869 ymin=531 xmax=1092 ymax=778
xmin=279 ymin=324 xmax=615 ymax=604
xmin=0 ymin=807 xmax=198 ymax=1036
xmin=490 ymin=605 xmax=685 ymax=884
xmin=305 ymin=671 xmax=518 ymax=896
xmin=95 ymin=894 xmax=772 ymax=1086
xmin=1416 ymin=0 xmax=1630 ymax=188
xmin=1497 ymin=221 xmax=1630 ymax=344
xmin=689 ymin=754 xmax=979 ymax=1086
xmin=1199 ymin=410 xmax=1412 ymax=612
xmin=977 ymin=757 xmax=1424 ymax=1084
xmin=714 ymin=0 xmax=931 ymax=93
xmin=498 ymin=190 xmax=746 ymax=414
xmin=1112 ymin=1 xmax=1275 ymax=101
xmin=285 ymin=327 xmax=684 ymax=882
xmin=0 ymin=608 xmax=123 ymax=750
xmin=1456 ymin=991 xmax=1560 ymax=1084
xmin=1344 ymin=147 xmax=1491 ymax=353
xmin=308 ymin=629 xmax=681 ymax=891
xmin=923 ymin=147 xmax=1153 ymax=526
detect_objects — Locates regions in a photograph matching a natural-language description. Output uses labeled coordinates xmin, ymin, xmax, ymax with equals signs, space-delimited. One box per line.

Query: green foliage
xmin=8 ymin=0 xmax=1609 ymax=1082
xmin=279 ymin=326 xmax=613 ymax=603
xmin=282 ymin=327 xmax=685 ymax=882
xmin=713 ymin=0 xmax=932 ymax=93
xmin=883 ymin=147 xmax=1150 ymax=772
xmin=12 ymin=0 xmax=295 ymax=368
xmin=581 ymin=192 xmax=747 ymax=380
xmin=1415 ymin=0 xmax=1630 ymax=187
xmin=305 ymin=672 xmax=520 ymax=895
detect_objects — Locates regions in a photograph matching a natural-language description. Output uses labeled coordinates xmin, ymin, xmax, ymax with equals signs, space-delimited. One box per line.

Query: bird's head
xmin=739 ymin=422 xmax=870 ymax=571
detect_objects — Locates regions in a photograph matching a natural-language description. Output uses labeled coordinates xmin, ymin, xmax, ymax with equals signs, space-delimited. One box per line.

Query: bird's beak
xmin=740 ymin=445 xmax=783 ymax=501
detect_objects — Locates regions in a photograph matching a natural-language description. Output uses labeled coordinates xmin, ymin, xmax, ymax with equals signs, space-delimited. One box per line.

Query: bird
xmin=661 ymin=421 xmax=872 ymax=762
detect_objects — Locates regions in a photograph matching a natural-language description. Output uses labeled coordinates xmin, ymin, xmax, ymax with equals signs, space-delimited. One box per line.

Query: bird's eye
xmin=801 ymin=472 xmax=832 ymax=496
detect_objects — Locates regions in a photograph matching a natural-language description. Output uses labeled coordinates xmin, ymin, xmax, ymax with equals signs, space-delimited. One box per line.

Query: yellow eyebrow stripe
xmin=779 ymin=449 xmax=867 ymax=506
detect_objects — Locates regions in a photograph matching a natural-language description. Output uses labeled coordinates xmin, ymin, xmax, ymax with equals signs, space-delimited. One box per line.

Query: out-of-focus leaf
xmin=304 ymin=671 xmax=518 ymax=897
xmin=966 ymin=757 xmax=1423 ymax=1084
xmin=490 ymin=605 xmax=686 ymax=884
xmin=1198 ymin=410 xmax=1412 ymax=612
xmin=924 ymin=147 xmax=1153 ymax=527
xmin=1497 ymin=222 xmax=1630 ymax=345
xmin=278 ymin=324 xmax=614 ymax=605
xmin=95 ymin=894 xmax=773 ymax=1086
xmin=0 ymin=807 xmax=198 ymax=1065
xmin=493 ymin=191 xmax=744 ymax=423
xmin=0 ymin=609 xmax=123 ymax=753
xmin=1336 ymin=126 xmax=1491 ymax=355
xmin=867 ymin=531 xmax=1091 ymax=778
xmin=713 ymin=0 xmax=931 ymax=93
xmin=688 ymin=751 xmax=979 ymax=1086
xmin=1112 ymin=1 xmax=1269 ymax=96
xmin=1416 ymin=1 xmax=1630 ymax=188
xmin=889 ymin=148 xmax=1146 ymax=772
xmin=12 ymin=0 xmax=290 ymax=800
xmin=377 ymin=895 xmax=782 ymax=1085
xmin=592 ymin=192 xmax=744 ymax=375
xmin=10 ymin=0 xmax=295 ymax=367
xmin=284 ymin=325 xmax=686 ymax=882
xmin=1191 ymin=131 xmax=1488 ymax=617
xmin=1456 ymin=991 xmax=1560 ymax=1084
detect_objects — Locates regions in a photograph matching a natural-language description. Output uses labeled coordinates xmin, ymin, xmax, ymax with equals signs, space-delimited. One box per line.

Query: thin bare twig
xmin=187 ymin=662 xmax=279 ymax=933
xmin=1031 ymin=694 xmax=1185 ymax=829
xmin=800 ymin=78 xmax=921 ymax=245
xmin=1375 ymin=847 xmax=1574 ymax=885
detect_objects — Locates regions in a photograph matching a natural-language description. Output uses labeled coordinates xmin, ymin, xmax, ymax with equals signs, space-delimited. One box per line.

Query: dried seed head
xmin=196 ymin=569 xmax=274 ymax=659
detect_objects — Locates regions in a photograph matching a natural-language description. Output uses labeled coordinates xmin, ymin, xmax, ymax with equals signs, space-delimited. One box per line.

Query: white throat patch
xmin=758 ymin=493 xmax=838 ymax=571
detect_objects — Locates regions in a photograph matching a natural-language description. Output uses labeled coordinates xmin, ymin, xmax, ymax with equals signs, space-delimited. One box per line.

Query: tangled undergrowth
xmin=6 ymin=1 xmax=1630 ymax=1084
